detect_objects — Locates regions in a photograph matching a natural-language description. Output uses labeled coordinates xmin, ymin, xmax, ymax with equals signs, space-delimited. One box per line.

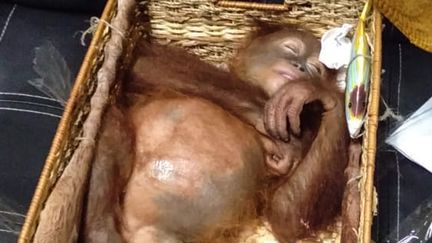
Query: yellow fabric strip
xmin=375 ymin=0 xmax=432 ymax=52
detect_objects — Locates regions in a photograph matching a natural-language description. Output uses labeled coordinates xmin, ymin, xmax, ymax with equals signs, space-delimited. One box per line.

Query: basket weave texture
xmin=19 ymin=0 xmax=382 ymax=242
xmin=147 ymin=0 xmax=366 ymax=65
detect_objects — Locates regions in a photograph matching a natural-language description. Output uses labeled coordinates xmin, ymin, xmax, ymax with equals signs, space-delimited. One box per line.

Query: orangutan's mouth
xmin=276 ymin=69 xmax=302 ymax=82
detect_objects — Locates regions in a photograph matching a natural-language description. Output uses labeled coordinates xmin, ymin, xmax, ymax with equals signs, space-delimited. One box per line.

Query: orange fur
xmin=83 ymin=25 xmax=350 ymax=243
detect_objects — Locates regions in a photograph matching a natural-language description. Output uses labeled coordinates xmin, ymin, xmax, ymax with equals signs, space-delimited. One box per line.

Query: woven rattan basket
xmin=18 ymin=0 xmax=382 ymax=242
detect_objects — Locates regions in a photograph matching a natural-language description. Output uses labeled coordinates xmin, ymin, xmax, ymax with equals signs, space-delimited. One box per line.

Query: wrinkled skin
xmin=83 ymin=25 xmax=349 ymax=243
xmin=232 ymin=26 xmax=335 ymax=98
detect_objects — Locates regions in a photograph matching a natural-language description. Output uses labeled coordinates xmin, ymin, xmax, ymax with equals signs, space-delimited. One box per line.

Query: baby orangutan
xmin=83 ymin=24 xmax=350 ymax=243
xmin=232 ymin=23 xmax=350 ymax=241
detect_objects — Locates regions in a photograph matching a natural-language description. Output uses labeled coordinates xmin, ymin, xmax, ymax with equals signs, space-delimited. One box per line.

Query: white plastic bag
xmin=386 ymin=97 xmax=432 ymax=173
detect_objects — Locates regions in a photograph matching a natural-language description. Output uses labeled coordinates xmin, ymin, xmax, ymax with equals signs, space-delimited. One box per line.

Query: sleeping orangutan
xmin=232 ymin=24 xmax=350 ymax=241
xmin=82 ymin=23 xmax=351 ymax=243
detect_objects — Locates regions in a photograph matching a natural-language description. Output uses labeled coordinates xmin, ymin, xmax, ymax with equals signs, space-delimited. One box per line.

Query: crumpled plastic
xmin=386 ymin=96 xmax=432 ymax=173
xmin=384 ymin=193 xmax=432 ymax=243
xmin=319 ymin=24 xmax=353 ymax=70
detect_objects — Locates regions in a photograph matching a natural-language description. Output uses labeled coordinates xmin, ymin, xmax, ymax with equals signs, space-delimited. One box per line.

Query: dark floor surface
xmin=0 ymin=2 xmax=431 ymax=242
xmin=0 ymin=2 xmax=102 ymax=241
xmin=372 ymin=22 xmax=432 ymax=243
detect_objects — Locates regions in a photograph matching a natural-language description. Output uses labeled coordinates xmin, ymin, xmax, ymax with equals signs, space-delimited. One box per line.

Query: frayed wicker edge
xmin=375 ymin=0 xmax=432 ymax=53
xmin=359 ymin=9 xmax=382 ymax=243
xmin=17 ymin=0 xmax=135 ymax=242
xmin=217 ymin=1 xmax=288 ymax=11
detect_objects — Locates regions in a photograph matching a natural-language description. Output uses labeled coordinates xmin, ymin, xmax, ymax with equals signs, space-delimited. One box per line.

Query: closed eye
xmin=283 ymin=44 xmax=299 ymax=56
xmin=306 ymin=62 xmax=322 ymax=76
